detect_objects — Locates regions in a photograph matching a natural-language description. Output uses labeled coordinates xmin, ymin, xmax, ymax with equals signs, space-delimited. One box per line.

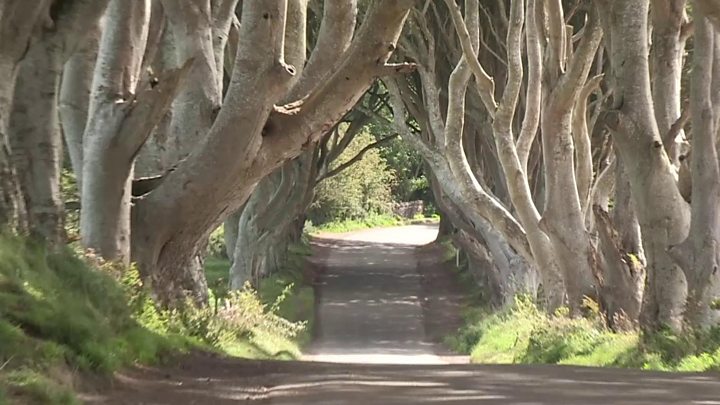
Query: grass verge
xmin=447 ymin=297 xmax=720 ymax=372
xmin=0 ymin=234 xmax=311 ymax=404
xmin=0 ymin=235 xmax=194 ymax=404
xmin=305 ymin=213 xmax=439 ymax=235
xmin=440 ymin=237 xmax=720 ymax=372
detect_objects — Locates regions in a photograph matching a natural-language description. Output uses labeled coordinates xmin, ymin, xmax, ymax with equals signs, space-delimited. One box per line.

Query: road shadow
xmin=83 ymin=353 xmax=720 ymax=404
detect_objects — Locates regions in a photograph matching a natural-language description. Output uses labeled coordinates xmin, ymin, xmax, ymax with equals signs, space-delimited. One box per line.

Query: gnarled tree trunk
xmin=600 ymin=0 xmax=691 ymax=331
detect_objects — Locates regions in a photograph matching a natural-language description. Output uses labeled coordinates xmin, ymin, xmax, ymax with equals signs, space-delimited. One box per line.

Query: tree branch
xmin=258 ymin=0 xmax=413 ymax=167
xmin=444 ymin=0 xmax=498 ymax=116
xmin=317 ymin=133 xmax=399 ymax=183
xmin=121 ymin=59 xmax=195 ymax=159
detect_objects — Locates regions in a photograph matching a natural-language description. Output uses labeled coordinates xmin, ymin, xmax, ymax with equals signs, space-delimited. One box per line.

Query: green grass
xmin=447 ymin=297 xmax=720 ymax=372
xmin=204 ymin=240 xmax=316 ymax=352
xmin=0 ymin=235 xmax=193 ymax=403
xmin=306 ymin=213 xmax=403 ymax=234
xmin=0 ymin=233 xmax=316 ymax=404
xmin=305 ymin=213 xmax=440 ymax=235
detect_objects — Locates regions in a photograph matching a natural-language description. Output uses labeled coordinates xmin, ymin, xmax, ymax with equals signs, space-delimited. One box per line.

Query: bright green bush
xmin=310 ymin=128 xmax=395 ymax=224
xmin=206 ymin=225 xmax=227 ymax=259
xmin=203 ymin=240 xmax=316 ymax=349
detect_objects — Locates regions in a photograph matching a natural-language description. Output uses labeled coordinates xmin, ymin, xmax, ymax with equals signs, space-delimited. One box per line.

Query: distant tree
xmin=310 ymin=128 xmax=394 ymax=224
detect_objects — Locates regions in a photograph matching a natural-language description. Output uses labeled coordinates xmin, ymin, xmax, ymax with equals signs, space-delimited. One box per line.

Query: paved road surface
xmin=86 ymin=225 xmax=720 ymax=404
xmin=304 ymin=225 xmax=451 ymax=364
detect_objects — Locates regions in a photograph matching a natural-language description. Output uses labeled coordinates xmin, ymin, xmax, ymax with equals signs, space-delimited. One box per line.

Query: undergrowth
xmin=0 ymin=234 xmax=309 ymax=404
xmin=440 ymin=236 xmax=720 ymax=372
xmin=205 ymin=238 xmax=316 ymax=349
xmin=447 ymin=296 xmax=720 ymax=372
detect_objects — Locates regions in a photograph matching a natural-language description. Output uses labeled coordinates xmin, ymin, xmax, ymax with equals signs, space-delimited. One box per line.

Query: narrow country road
xmin=84 ymin=225 xmax=720 ymax=404
xmin=304 ymin=224 xmax=458 ymax=365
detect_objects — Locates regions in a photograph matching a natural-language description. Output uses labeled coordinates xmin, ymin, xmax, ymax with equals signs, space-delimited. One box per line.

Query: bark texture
xmin=131 ymin=0 xmax=413 ymax=303
xmin=82 ymin=0 xmax=189 ymax=264
xmin=9 ymin=0 xmax=110 ymax=243
xmin=0 ymin=0 xmax=47 ymax=230
xmin=600 ymin=0 xmax=691 ymax=331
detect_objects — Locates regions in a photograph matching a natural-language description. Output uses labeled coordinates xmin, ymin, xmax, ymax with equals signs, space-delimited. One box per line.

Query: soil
xmin=80 ymin=225 xmax=720 ymax=404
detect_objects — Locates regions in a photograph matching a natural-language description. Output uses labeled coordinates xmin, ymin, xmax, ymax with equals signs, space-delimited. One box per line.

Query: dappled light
xmin=304 ymin=226 xmax=458 ymax=365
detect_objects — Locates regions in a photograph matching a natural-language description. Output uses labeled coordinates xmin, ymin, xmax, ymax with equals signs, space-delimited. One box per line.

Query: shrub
xmin=206 ymin=226 xmax=227 ymax=259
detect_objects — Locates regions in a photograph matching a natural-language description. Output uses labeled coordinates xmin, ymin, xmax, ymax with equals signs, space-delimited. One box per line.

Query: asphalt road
xmin=304 ymin=225 xmax=450 ymax=365
xmin=85 ymin=225 xmax=720 ymax=404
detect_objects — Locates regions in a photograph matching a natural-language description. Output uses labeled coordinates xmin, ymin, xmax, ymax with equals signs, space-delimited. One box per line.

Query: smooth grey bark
xmin=651 ymin=0 xmax=688 ymax=166
xmin=668 ymin=13 xmax=720 ymax=327
xmin=230 ymin=149 xmax=316 ymax=289
xmin=82 ymin=0 xmax=189 ymax=264
xmin=429 ymin=171 xmax=537 ymax=308
xmin=59 ymin=28 xmax=100 ymax=189
xmin=9 ymin=0 xmax=110 ymax=244
xmin=231 ymin=172 xmax=281 ymax=288
xmin=695 ymin=0 xmax=720 ymax=31
xmin=223 ymin=209 xmax=242 ymax=260
xmin=228 ymin=0 xmax=309 ymax=289
xmin=613 ymin=157 xmax=644 ymax=260
xmin=0 ymin=0 xmax=47 ymax=230
xmin=539 ymin=10 xmax=603 ymax=312
xmin=10 ymin=43 xmax=65 ymax=243
xmin=161 ymin=0 xmax=222 ymax=167
xmin=131 ymin=0 xmax=413 ymax=303
xmin=211 ymin=0 xmax=242 ymax=89
xmin=135 ymin=25 xmax=176 ymax=177
xmin=600 ymin=0 xmax=690 ymax=331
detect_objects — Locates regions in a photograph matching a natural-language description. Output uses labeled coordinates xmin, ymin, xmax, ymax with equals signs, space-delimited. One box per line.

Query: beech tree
xmin=388 ymin=0 xmax=613 ymax=315
xmin=70 ymin=0 xmax=414 ymax=302
xmin=0 ymin=0 xmax=47 ymax=230
xmin=4 ymin=0 xmax=720 ymax=331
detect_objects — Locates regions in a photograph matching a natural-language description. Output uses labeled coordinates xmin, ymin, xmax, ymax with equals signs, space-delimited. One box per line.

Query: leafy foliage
xmin=204 ymin=239 xmax=316 ymax=348
xmin=310 ymin=129 xmax=394 ymax=224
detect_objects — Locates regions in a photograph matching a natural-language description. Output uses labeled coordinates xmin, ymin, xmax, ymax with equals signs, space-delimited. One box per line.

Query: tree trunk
xmin=8 ymin=0 xmax=110 ymax=244
xmin=0 ymin=1 xmax=48 ymax=231
xmin=0 ymin=60 xmax=25 ymax=231
xmin=9 ymin=43 xmax=66 ymax=244
xmin=669 ymin=13 xmax=720 ymax=327
xmin=82 ymin=0 xmax=189 ymax=266
xmin=651 ymin=0 xmax=688 ymax=166
xmin=131 ymin=0 xmax=412 ymax=304
xmin=161 ymin=0 xmax=222 ymax=167
xmin=59 ymin=29 xmax=99 ymax=189
xmin=230 ymin=151 xmax=315 ymax=288
xmin=601 ymin=0 xmax=690 ymax=331
xmin=223 ymin=209 xmax=242 ymax=261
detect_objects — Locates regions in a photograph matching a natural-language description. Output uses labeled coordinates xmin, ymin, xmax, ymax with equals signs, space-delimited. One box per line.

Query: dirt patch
xmin=415 ymin=242 xmax=470 ymax=356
